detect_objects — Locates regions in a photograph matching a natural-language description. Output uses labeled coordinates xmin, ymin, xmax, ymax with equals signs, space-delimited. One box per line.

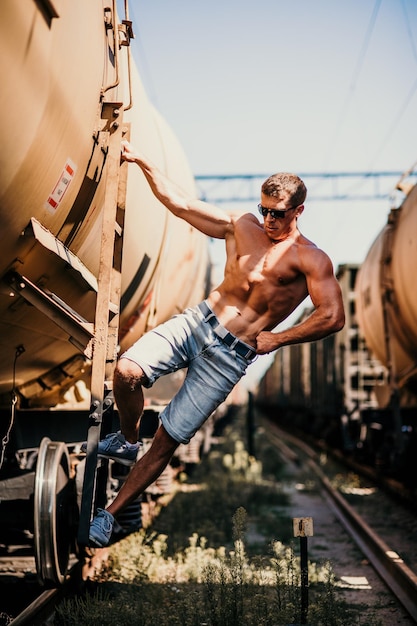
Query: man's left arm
xmin=256 ymin=250 xmax=345 ymax=354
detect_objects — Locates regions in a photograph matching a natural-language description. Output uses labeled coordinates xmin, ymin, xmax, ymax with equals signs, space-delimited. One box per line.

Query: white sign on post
xmin=293 ymin=517 xmax=314 ymax=537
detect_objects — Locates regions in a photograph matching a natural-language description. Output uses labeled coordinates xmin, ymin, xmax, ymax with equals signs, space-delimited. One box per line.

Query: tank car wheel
xmin=34 ymin=437 xmax=75 ymax=586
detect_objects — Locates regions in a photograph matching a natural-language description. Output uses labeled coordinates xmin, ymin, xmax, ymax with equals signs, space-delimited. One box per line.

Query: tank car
xmin=355 ymin=173 xmax=417 ymax=480
xmin=0 ymin=1 xmax=212 ymax=585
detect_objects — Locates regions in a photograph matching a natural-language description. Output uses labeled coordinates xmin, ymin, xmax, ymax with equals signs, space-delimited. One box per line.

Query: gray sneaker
xmin=89 ymin=508 xmax=114 ymax=547
xmin=82 ymin=431 xmax=140 ymax=466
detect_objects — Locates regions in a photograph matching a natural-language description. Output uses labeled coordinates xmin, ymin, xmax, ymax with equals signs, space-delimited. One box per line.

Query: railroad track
xmin=0 ymin=553 xmax=85 ymax=625
xmin=267 ymin=421 xmax=417 ymax=623
xmin=4 ymin=411 xmax=417 ymax=624
xmin=8 ymin=587 xmax=61 ymax=626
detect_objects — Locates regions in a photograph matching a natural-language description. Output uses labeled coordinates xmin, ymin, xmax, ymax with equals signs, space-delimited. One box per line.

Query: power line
xmin=367 ymin=1 xmax=417 ymax=169
xmin=321 ymin=0 xmax=382 ymax=171
xmin=401 ymin=0 xmax=417 ymax=63
xmin=368 ymin=78 xmax=417 ymax=170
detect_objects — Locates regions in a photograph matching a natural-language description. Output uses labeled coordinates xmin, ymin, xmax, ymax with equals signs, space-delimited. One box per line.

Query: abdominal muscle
xmin=205 ymin=215 xmax=310 ymax=346
xmin=207 ymin=279 xmax=307 ymax=347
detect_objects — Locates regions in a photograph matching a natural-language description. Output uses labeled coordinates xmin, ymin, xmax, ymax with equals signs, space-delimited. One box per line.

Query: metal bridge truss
xmin=195 ymin=171 xmax=417 ymax=204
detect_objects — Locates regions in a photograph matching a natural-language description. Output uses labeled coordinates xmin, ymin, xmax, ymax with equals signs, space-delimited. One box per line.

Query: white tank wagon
xmin=0 ymin=0 xmax=210 ymax=408
xmin=355 ymin=174 xmax=417 ymax=409
xmin=355 ymin=170 xmax=417 ymax=479
xmin=0 ymin=1 xmax=212 ymax=585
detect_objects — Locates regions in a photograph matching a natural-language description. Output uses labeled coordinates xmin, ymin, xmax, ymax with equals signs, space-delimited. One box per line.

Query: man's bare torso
xmin=207 ymin=213 xmax=315 ymax=346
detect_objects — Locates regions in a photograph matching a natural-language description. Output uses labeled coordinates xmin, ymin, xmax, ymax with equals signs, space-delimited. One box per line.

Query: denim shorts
xmin=119 ymin=302 xmax=254 ymax=444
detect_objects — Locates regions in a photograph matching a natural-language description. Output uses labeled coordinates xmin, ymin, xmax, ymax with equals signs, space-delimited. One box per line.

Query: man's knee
xmin=114 ymin=358 xmax=147 ymax=392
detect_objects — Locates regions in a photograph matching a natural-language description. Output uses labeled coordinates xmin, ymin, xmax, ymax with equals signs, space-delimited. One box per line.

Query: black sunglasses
xmin=258 ymin=204 xmax=297 ymax=219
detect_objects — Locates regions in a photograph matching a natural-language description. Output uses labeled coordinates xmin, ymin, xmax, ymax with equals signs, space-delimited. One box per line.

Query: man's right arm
xmin=121 ymin=141 xmax=232 ymax=239
xmin=255 ymin=248 xmax=345 ymax=354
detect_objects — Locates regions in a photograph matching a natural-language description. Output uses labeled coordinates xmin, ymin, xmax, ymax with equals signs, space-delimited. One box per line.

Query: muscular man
xmin=88 ymin=141 xmax=345 ymax=546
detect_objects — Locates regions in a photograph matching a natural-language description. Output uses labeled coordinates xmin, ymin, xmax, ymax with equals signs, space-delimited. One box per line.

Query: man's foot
xmin=89 ymin=508 xmax=114 ymax=548
xmin=82 ymin=431 xmax=141 ymax=466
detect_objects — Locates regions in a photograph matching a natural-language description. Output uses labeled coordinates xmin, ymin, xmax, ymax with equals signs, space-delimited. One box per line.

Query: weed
xmin=54 ymin=410 xmax=383 ymax=625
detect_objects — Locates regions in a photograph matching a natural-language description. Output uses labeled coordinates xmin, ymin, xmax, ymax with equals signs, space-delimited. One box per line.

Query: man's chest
xmin=238 ymin=244 xmax=301 ymax=287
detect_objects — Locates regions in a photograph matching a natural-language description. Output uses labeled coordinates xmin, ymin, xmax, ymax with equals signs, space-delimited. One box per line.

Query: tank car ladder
xmin=76 ymin=107 xmax=130 ymax=547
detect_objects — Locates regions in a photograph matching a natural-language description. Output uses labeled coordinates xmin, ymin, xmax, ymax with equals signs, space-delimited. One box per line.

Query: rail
xmin=268 ymin=422 xmax=417 ymax=623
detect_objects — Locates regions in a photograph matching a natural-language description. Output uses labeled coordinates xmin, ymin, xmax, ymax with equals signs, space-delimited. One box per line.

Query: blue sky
xmin=124 ymin=0 xmax=417 ymax=382
xmin=131 ymin=0 xmax=416 ymax=175
xmin=128 ymin=0 xmax=416 ymax=269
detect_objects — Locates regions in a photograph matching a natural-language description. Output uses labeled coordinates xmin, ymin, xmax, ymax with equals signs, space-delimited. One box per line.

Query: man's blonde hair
xmin=261 ymin=173 xmax=307 ymax=206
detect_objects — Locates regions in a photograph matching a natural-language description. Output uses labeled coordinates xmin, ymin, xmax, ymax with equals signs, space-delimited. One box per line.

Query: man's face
xmin=259 ymin=193 xmax=303 ymax=240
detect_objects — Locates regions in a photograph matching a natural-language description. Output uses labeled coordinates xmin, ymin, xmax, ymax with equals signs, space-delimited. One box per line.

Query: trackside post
xmin=293 ymin=516 xmax=314 ymax=624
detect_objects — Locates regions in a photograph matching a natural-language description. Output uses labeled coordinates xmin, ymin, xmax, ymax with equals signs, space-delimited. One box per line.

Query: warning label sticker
xmin=45 ymin=158 xmax=77 ymax=212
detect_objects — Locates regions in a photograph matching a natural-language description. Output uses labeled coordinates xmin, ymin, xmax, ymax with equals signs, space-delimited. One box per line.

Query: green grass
xmin=54 ymin=408 xmax=383 ymax=626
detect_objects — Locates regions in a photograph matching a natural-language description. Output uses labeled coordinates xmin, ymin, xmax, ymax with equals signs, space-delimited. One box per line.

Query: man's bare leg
xmin=113 ymin=359 xmax=146 ymax=444
xmin=89 ymin=361 xmax=180 ymax=546
xmin=110 ymin=358 xmax=180 ymax=516
xmin=107 ymin=425 xmax=179 ymax=517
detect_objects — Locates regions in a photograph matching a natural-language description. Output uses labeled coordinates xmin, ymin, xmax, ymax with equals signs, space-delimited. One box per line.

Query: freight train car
xmin=0 ymin=1 xmax=213 ymax=585
xmin=257 ymin=171 xmax=417 ymax=486
xmin=355 ymin=170 xmax=417 ymax=479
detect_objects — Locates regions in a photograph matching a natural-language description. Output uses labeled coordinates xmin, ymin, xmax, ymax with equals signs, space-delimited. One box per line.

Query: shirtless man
xmin=88 ymin=140 xmax=345 ymax=547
